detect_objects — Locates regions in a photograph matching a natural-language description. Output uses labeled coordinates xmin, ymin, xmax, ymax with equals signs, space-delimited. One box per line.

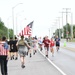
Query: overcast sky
xmin=0 ymin=0 xmax=75 ymax=38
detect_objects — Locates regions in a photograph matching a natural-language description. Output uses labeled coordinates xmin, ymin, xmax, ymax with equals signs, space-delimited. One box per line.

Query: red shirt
xmin=43 ymin=39 xmax=50 ymax=47
xmin=50 ymin=40 xmax=55 ymax=47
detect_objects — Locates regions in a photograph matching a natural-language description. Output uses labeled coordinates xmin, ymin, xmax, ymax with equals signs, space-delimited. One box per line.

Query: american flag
xmin=19 ymin=30 xmax=24 ymax=36
xmin=0 ymin=42 xmax=9 ymax=56
xmin=24 ymin=21 xmax=34 ymax=36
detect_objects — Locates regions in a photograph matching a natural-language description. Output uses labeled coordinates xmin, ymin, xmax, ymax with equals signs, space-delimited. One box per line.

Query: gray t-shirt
xmin=18 ymin=40 xmax=28 ymax=57
xmin=18 ymin=40 xmax=28 ymax=51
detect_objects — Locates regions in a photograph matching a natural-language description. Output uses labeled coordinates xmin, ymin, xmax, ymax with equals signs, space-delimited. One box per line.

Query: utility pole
xmin=60 ymin=12 xmax=64 ymax=38
xmin=66 ymin=8 xmax=68 ymax=38
xmin=0 ymin=18 xmax=1 ymax=22
xmin=71 ymin=13 xmax=73 ymax=39
xmin=63 ymin=8 xmax=71 ymax=38
xmin=56 ymin=17 xmax=61 ymax=39
xmin=58 ymin=17 xmax=61 ymax=39
xmin=49 ymin=28 xmax=50 ymax=38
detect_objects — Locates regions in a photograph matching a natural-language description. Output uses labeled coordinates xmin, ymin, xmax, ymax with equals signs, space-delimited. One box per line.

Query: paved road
xmin=41 ymin=41 xmax=75 ymax=75
xmin=0 ymin=41 xmax=75 ymax=75
xmin=52 ymin=47 xmax=75 ymax=75
xmin=0 ymin=51 xmax=62 ymax=75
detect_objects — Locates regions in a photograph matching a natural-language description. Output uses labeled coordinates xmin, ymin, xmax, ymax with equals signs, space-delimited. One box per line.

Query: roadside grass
xmin=61 ymin=38 xmax=75 ymax=42
xmin=69 ymin=39 xmax=75 ymax=42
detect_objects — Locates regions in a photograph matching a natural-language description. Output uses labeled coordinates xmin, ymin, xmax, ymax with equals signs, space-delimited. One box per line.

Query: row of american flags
xmin=18 ymin=21 xmax=34 ymax=36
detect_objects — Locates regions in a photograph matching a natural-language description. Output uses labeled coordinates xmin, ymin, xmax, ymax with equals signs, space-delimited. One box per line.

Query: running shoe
xmin=21 ymin=64 xmax=25 ymax=68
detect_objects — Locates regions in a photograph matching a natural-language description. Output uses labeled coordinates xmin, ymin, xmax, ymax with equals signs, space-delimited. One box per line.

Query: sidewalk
xmin=60 ymin=41 xmax=75 ymax=52
xmin=6 ymin=51 xmax=62 ymax=75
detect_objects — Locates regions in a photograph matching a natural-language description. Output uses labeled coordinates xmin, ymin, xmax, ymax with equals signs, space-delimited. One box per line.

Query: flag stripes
xmin=0 ymin=43 xmax=9 ymax=56
xmin=19 ymin=21 xmax=34 ymax=36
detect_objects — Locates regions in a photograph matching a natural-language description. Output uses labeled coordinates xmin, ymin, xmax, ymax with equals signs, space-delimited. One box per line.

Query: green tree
xmin=9 ymin=29 xmax=13 ymax=38
xmin=0 ymin=18 xmax=13 ymax=39
xmin=63 ymin=23 xmax=71 ymax=38
xmin=73 ymin=25 xmax=75 ymax=38
xmin=0 ymin=20 xmax=8 ymax=38
xmin=55 ymin=28 xmax=62 ymax=38
xmin=54 ymin=23 xmax=75 ymax=39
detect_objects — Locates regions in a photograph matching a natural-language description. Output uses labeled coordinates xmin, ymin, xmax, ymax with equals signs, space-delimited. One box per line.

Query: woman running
xmin=50 ymin=38 xmax=55 ymax=57
xmin=43 ymin=36 xmax=50 ymax=57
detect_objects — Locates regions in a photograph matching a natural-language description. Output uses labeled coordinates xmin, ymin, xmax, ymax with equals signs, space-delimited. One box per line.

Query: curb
xmin=61 ymin=46 xmax=75 ymax=52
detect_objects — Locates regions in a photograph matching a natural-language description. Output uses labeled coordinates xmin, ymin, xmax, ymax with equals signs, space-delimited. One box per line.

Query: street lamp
xmin=50 ymin=25 xmax=56 ymax=38
xmin=12 ymin=3 xmax=23 ymax=39
xmin=48 ymin=28 xmax=50 ymax=38
xmin=16 ymin=10 xmax=24 ymax=36
xmin=7 ymin=16 xmax=11 ymax=40
xmin=19 ymin=18 xmax=27 ymax=35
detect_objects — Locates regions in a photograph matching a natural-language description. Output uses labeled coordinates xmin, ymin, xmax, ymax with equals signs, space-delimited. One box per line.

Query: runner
xmin=0 ymin=36 xmax=9 ymax=75
xmin=50 ymin=38 xmax=55 ymax=57
xmin=17 ymin=35 xmax=31 ymax=68
xmin=43 ymin=36 xmax=50 ymax=57
xmin=13 ymin=37 xmax=18 ymax=60
xmin=26 ymin=35 xmax=32 ymax=57
xmin=8 ymin=37 xmax=14 ymax=60
xmin=32 ymin=37 xmax=38 ymax=55
xmin=55 ymin=36 xmax=60 ymax=51
xmin=38 ymin=37 xmax=43 ymax=51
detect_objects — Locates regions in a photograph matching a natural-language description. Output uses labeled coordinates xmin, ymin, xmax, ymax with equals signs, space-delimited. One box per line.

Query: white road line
xmin=39 ymin=50 xmax=67 ymax=75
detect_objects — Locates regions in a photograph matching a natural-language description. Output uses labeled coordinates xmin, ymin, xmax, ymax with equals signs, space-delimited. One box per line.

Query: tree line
xmin=54 ymin=23 xmax=75 ymax=38
xmin=0 ymin=17 xmax=75 ymax=39
xmin=0 ymin=18 xmax=13 ymax=39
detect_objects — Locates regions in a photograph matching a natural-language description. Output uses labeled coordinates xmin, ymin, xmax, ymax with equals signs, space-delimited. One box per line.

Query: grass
xmin=68 ymin=39 xmax=75 ymax=42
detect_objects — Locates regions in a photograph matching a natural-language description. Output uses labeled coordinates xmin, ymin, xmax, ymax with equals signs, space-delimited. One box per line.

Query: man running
xmin=55 ymin=36 xmax=60 ymax=51
xmin=17 ymin=36 xmax=31 ymax=68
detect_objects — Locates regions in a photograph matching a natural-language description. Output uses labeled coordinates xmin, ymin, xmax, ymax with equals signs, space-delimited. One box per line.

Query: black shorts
xmin=56 ymin=43 xmax=60 ymax=46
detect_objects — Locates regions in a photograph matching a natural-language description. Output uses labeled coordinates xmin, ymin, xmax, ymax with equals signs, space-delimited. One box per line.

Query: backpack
xmin=18 ymin=40 xmax=26 ymax=46
xmin=4 ymin=42 xmax=9 ymax=50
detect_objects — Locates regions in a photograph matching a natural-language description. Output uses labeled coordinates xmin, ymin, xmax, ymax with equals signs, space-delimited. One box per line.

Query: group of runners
xmin=0 ymin=35 xmax=60 ymax=75
xmin=38 ymin=35 xmax=60 ymax=57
